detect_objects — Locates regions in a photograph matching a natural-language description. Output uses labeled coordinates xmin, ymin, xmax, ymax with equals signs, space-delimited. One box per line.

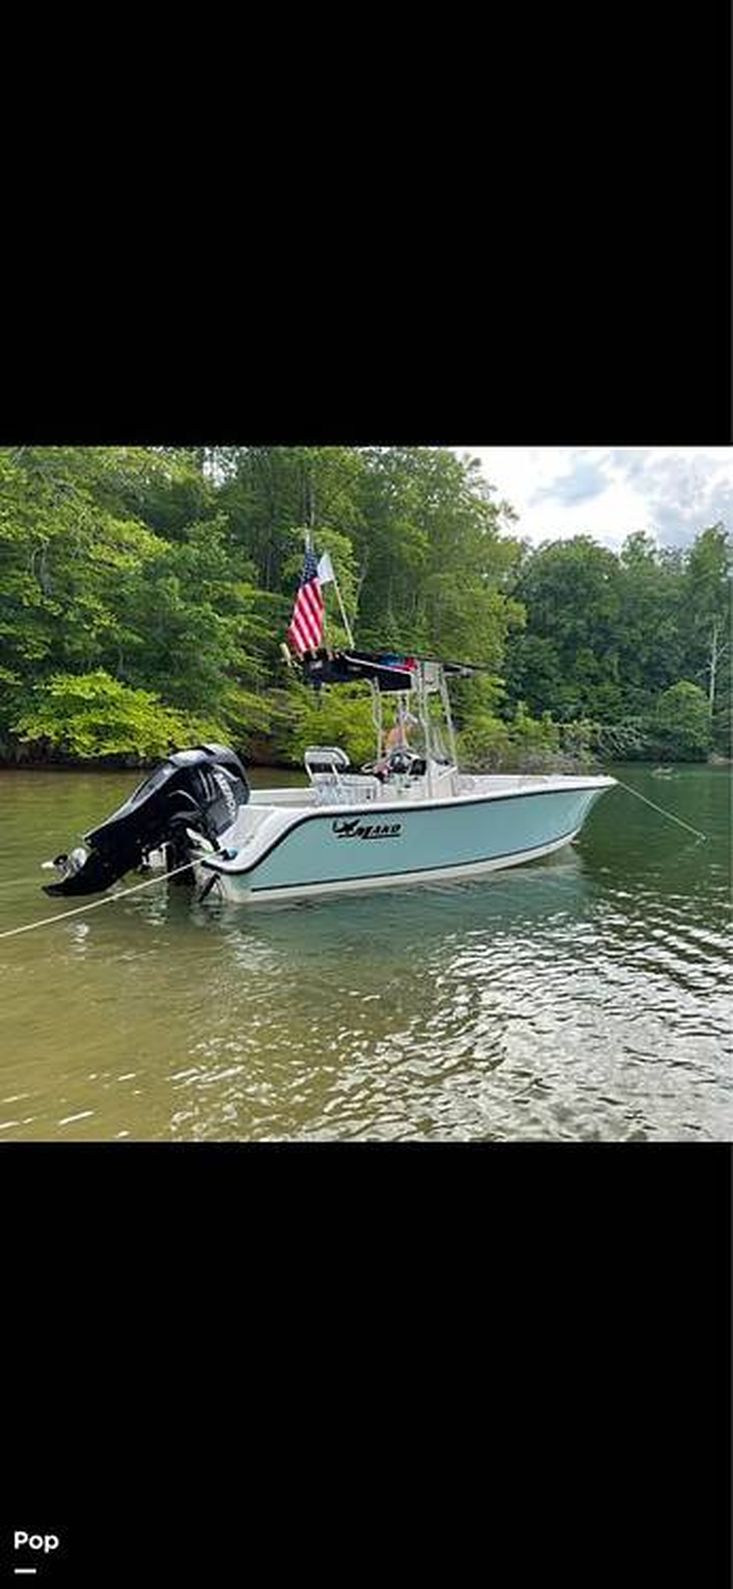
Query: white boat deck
xmin=249 ymin=769 xmax=614 ymax=812
xmin=198 ymin=765 xmax=616 ymax=894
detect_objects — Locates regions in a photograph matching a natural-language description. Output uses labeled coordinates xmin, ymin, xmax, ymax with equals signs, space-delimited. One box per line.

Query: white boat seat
xmin=304 ymin=745 xmax=351 ymax=779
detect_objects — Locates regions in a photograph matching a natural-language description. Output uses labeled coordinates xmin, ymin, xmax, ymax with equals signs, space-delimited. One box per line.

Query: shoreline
xmin=0 ymin=755 xmax=297 ymax=773
xmin=0 ymin=754 xmax=728 ymax=774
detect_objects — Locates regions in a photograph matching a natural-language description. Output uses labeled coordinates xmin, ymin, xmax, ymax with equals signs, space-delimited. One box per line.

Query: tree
xmin=351 ymin=448 xmax=523 ymax=661
xmin=1 ymin=445 xmax=728 ymax=769
xmin=680 ymin=524 xmax=731 ymax=716
xmin=0 ymin=448 xmax=273 ymax=758
xmin=649 ymin=680 xmax=712 ymax=760
xmin=0 ymin=447 xmax=171 ymax=742
xmin=12 ymin=672 xmax=205 ymax=762
xmin=217 ymin=447 xmax=367 ymax=594
xmin=616 ymin=532 xmax=688 ymax=709
xmin=504 ymin=537 xmax=623 ymax=718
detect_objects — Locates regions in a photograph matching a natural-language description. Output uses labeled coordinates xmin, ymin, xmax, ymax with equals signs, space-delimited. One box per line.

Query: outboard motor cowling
xmin=43 ymin=744 xmax=249 ymax=897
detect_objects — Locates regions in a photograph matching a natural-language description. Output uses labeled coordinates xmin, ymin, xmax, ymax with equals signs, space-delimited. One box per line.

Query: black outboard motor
xmin=43 ymin=744 xmax=249 ymax=897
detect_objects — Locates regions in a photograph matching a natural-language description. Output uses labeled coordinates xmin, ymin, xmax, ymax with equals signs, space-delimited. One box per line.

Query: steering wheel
xmin=361 ymin=749 xmax=420 ymax=779
xmin=386 ymin=748 xmax=420 ymax=774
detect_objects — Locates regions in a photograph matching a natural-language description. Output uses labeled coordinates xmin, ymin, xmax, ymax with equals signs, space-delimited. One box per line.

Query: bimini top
xmin=301 ymin=648 xmax=486 ymax=691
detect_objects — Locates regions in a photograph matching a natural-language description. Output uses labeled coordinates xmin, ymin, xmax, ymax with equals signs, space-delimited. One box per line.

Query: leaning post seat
xmin=303 ymin=746 xmax=380 ymax=805
xmin=303 ymin=746 xmax=352 ymax=780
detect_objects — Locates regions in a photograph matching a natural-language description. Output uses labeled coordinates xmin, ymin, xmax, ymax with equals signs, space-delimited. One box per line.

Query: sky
xmin=453 ymin=448 xmax=733 ymax=550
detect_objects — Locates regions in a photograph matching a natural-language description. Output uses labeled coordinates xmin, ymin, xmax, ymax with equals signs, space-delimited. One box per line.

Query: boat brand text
xmin=332 ymin=819 xmax=403 ymax=840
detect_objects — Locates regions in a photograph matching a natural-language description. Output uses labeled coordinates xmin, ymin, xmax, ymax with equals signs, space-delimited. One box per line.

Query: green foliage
xmin=505 ymin=537 xmax=623 ymax=717
xmin=351 ymin=447 xmax=524 ymax=661
xmin=504 ymin=526 xmax=731 ymax=757
xmin=0 ymin=446 xmax=729 ymax=768
xmin=458 ymin=703 xmax=561 ymax=772
xmin=281 ymin=684 xmax=377 ymax=769
xmin=116 ymin=514 xmax=271 ymax=712
xmin=646 ymin=681 xmax=713 ymax=761
xmin=0 ymin=448 xmax=274 ymax=759
xmin=712 ymin=671 xmax=732 ymax=757
xmin=11 ymin=672 xmax=216 ymax=761
xmin=457 ymin=714 xmax=513 ymax=770
xmin=217 ymin=447 xmax=367 ymax=594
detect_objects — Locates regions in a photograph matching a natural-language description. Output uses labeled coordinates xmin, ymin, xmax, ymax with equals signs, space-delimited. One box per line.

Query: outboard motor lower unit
xmin=43 ymin=744 xmax=249 ymax=897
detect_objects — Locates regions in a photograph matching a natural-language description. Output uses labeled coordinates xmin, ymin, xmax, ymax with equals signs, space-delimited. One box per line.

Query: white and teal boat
xmin=195 ymin=650 xmax=615 ymax=904
xmin=43 ymin=649 xmax=614 ymax=906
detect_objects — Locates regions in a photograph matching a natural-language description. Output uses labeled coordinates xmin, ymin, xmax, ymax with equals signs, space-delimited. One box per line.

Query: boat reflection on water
xmin=200 ymin=846 xmax=596 ymax=960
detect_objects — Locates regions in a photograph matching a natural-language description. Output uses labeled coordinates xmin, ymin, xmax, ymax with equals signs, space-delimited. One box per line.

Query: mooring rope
xmin=0 ymin=859 xmax=199 ymax=942
xmin=611 ymin=776 xmax=708 ymax=842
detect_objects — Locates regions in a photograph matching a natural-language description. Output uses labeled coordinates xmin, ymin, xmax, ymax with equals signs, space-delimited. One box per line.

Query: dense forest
xmin=0 ymin=446 xmax=730 ymax=769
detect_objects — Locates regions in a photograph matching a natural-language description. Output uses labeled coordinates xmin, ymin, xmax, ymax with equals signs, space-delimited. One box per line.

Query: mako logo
xmin=332 ymin=818 xmax=402 ymax=840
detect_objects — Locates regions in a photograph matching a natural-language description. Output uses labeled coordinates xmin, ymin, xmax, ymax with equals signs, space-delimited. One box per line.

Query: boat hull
xmin=200 ymin=782 xmax=611 ymax=904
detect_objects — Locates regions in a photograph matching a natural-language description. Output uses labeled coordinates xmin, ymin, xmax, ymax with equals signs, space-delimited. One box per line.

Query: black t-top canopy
xmin=300 ymin=649 xmax=485 ymax=691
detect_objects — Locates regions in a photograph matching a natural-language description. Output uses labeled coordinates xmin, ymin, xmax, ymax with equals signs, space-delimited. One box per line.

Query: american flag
xmin=286 ymin=545 xmax=325 ymax=656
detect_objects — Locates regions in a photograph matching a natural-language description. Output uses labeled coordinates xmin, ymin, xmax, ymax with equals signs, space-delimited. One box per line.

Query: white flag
xmin=317 ymin=551 xmax=335 ymax=585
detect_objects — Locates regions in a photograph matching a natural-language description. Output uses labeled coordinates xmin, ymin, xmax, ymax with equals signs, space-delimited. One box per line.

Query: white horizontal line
xmin=14 ymin=1571 xmax=38 ymax=1576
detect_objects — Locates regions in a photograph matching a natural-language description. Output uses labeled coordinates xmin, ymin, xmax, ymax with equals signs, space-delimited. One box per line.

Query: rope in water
xmin=611 ymin=777 xmax=708 ymax=842
xmin=0 ymin=859 xmax=198 ymax=942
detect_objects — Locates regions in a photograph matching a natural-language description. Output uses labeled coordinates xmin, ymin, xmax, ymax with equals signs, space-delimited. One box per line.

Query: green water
xmin=0 ymin=764 xmax=730 ymax=1140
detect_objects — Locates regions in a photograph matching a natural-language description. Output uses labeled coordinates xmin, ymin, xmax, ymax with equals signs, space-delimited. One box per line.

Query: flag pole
xmin=316 ymin=540 xmax=355 ymax=648
xmin=332 ymin=573 xmax=355 ymax=648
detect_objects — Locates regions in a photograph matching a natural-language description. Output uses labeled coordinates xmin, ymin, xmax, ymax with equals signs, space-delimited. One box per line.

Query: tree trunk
xmin=709 ymin=619 xmax=719 ymax=715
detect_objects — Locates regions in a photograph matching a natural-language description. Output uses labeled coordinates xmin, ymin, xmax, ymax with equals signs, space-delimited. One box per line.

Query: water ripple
xmin=0 ymin=764 xmax=730 ymax=1139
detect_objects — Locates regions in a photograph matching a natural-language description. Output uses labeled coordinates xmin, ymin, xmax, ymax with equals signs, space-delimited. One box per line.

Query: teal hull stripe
xmin=245 ymin=826 xmax=579 ymax=893
xmin=204 ymin=785 xmax=604 ymax=883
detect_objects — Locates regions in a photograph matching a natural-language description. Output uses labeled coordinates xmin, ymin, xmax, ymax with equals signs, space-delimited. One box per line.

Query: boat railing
xmin=304 ymin=744 xmax=383 ymax=805
xmin=312 ymin=776 xmax=382 ymax=806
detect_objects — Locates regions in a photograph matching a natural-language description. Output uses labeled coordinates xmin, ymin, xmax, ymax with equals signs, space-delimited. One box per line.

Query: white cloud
xmin=454 ymin=447 xmax=733 ymax=549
